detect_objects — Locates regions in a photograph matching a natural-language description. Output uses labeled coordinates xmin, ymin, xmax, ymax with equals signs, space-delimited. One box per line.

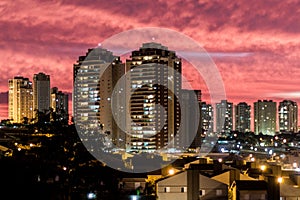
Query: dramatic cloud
xmin=1 ymin=0 xmax=300 ymax=123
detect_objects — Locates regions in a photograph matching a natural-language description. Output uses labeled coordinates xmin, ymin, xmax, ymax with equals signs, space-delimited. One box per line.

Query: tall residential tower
xmin=50 ymin=87 xmax=69 ymax=124
xmin=8 ymin=77 xmax=33 ymax=123
xmin=254 ymin=100 xmax=276 ymax=135
xmin=216 ymin=100 xmax=233 ymax=133
xmin=125 ymin=43 xmax=182 ymax=152
xmin=33 ymin=72 xmax=50 ymax=115
xmin=201 ymin=102 xmax=214 ymax=135
xmin=73 ymin=47 xmax=125 ymax=149
xmin=235 ymin=102 xmax=251 ymax=132
xmin=181 ymin=89 xmax=201 ymax=149
xmin=278 ymin=100 xmax=298 ymax=133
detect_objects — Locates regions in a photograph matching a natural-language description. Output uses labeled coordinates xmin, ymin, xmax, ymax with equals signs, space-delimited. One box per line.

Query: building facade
xmin=201 ymin=102 xmax=214 ymax=135
xmin=254 ymin=100 xmax=276 ymax=135
xmin=278 ymin=100 xmax=298 ymax=133
xmin=181 ymin=90 xmax=201 ymax=150
xmin=73 ymin=47 xmax=125 ymax=150
xmin=235 ymin=102 xmax=251 ymax=133
xmin=216 ymin=100 xmax=233 ymax=133
xmin=230 ymin=180 xmax=268 ymax=200
xmin=125 ymin=43 xmax=181 ymax=152
xmin=8 ymin=77 xmax=33 ymax=123
xmin=50 ymin=87 xmax=69 ymax=123
xmin=157 ymin=170 xmax=228 ymax=200
xmin=33 ymin=72 xmax=50 ymax=116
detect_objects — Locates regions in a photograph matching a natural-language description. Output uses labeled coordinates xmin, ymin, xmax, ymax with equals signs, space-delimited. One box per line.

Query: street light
xmin=260 ymin=165 xmax=266 ymax=171
xmin=277 ymin=177 xmax=283 ymax=183
xmin=130 ymin=195 xmax=139 ymax=200
xmin=87 ymin=192 xmax=96 ymax=199
xmin=168 ymin=169 xmax=175 ymax=175
xmin=283 ymin=139 xmax=287 ymax=143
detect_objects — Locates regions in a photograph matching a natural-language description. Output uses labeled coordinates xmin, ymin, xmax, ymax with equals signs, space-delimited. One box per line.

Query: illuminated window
xmin=199 ymin=190 xmax=205 ymax=196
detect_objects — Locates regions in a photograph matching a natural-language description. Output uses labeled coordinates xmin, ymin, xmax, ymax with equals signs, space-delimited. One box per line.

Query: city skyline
xmin=4 ymin=68 xmax=300 ymax=133
xmin=2 ymin=41 xmax=300 ymax=132
xmin=1 ymin=45 xmax=300 ymax=128
xmin=7 ymin=74 xmax=69 ymax=124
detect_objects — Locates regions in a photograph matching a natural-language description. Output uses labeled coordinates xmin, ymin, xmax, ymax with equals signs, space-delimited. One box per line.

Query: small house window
xmin=199 ymin=190 xmax=205 ymax=196
xmin=164 ymin=187 xmax=170 ymax=193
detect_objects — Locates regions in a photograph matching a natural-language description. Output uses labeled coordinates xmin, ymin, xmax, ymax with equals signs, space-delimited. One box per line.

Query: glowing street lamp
xmin=260 ymin=165 xmax=266 ymax=171
xmin=87 ymin=192 xmax=96 ymax=199
xmin=277 ymin=177 xmax=283 ymax=183
xmin=283 ymin=139 xmax=287 ymax=143
xmin=168 ymin=169 xmax=175 ymax=175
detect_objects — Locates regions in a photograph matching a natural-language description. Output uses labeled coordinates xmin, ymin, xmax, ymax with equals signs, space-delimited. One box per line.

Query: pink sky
xmin=1 ymin=0 xmax=300 ymax=128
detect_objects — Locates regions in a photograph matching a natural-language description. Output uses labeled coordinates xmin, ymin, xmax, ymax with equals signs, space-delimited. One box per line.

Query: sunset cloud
xmin=1 ymin=0 xmax=300 ymax=120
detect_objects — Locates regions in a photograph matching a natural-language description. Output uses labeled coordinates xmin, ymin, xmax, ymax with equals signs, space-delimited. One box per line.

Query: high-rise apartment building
xmin=181 ymin=89 xmax=201 ymax=149
xmin=50 ymin=87 xmax=69 ymax=123
xmin=33 ymin=72 xmax=50 ymax=115
xmin=278 ymin=100 xmax=298 ymax=133
xmin=235 ymin=102 xmax=251 ymax=132
xmin=73 ymin=47 xmax=125 ymax=149
xmin=216 ymin=100 xmax=233 ymax=133
xmin=201 ymin=102 xmax=214 ymax=135
xmin=254 ymin=100 xmax=276 ymax=135
xmin=125 ymin=43 xmax=181 ymax=152
xmin=8 ymin=77 xmax=33 ymax=123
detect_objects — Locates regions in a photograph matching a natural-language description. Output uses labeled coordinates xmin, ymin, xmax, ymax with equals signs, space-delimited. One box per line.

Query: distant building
xmin=50 ymin=87 xmax=69 ymax=123
xmin=73 ymin=47 xmax=125 ymax=149
xmin=8 ymin=77 xmax=33 ymax=123
xmin=216 ymin=100 xmax=233 ymax=133
xmin=278 ymin=100 xmax=298 ymax=133
xmin=33 ymin=72 xmax=50 ymax=115
xmin=254 ymin=100 xmax=276 ymax=135
xmin=125 ymin=43 xmax=181 ymax=152
xmin=181 ymin=90 xmax=201 ymax=149
xmin=235 ymin=102 xmax=251 ymax=132
xmin=201 ymin=102 xmax=214 ymax=135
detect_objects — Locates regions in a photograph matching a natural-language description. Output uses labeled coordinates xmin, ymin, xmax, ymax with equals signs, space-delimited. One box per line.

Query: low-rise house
xmin=156 ymin=170 xmax=228 ymax=200
xmin=229 ymin=180 xmax=268 ymax=200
